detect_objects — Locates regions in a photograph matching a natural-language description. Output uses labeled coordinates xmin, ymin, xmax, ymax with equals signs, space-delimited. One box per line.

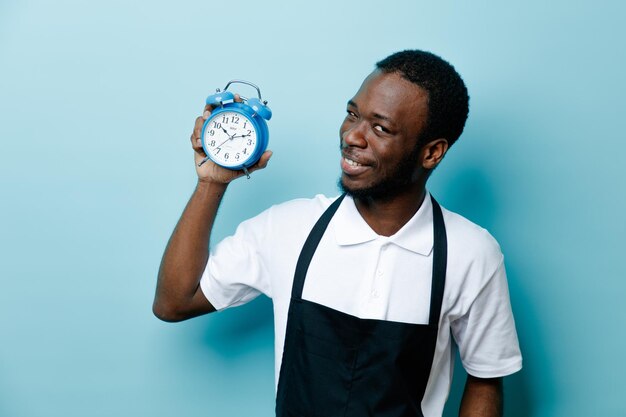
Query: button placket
xmin=368 ymin=242 xmax=390 ymax=315
xmin=376 ymin=243 xmax=388 ymax=279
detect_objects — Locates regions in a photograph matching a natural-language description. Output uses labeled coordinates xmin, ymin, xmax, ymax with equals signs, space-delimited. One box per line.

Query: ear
xmin=421 ymin=138 xmax=449 ymax=170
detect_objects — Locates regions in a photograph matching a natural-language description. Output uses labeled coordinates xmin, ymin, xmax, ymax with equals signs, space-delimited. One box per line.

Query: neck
xmin=353 ymin=185 xmax=427 ymax=237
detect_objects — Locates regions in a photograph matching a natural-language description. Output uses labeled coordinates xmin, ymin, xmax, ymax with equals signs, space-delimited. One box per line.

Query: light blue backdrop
xmin=1 ymin=1 xmax=624 ymax=416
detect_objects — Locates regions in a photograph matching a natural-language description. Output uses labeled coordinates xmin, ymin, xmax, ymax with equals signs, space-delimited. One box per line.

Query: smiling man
xmin=154 ymin=50 xmax=522 ymax=417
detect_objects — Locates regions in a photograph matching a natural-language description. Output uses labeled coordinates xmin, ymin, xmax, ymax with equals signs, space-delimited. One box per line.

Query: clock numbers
xmin=222 ymin=115 xmax=240 ymax=124
xmin=203 ymin=110 xmax=258 ymax=167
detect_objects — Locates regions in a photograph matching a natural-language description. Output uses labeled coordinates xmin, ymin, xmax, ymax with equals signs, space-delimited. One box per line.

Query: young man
xmin=154 ymin=50 xmax=522 ymax=417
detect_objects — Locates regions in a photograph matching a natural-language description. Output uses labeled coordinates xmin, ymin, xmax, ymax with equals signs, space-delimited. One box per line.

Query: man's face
xmin=339 ymin=70 xmax=430 ymax=200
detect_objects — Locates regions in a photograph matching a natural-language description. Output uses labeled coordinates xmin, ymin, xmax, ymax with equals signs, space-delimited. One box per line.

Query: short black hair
xmin=376 ymin=50 xmax=469 ymax=148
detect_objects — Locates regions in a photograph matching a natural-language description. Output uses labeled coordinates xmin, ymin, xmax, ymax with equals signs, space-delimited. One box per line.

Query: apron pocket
xmin=283 ymin=329 xmax=357 ymax=416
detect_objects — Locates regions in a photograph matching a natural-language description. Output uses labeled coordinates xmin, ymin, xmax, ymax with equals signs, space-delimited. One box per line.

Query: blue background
xmin=1 ymin=1 xmax=624 ymax=416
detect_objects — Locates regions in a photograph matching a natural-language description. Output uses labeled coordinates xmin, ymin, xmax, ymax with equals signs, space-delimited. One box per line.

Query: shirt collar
xmin=332 ymin=192 xmax=434 ymax=256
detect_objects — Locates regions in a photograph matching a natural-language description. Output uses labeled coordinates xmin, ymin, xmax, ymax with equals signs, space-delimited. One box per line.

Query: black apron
xmin=276 ymin=194 xmax=448 ymax=417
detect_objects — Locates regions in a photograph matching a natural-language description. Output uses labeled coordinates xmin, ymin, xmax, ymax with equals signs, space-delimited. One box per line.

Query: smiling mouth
xmin=341 ymin=156 xmax=370 ymax=176
xmin=343 ymin=157 xmax=363 ymax=167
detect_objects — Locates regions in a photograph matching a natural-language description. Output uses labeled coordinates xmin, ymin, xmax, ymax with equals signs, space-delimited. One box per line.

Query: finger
xmin=190 ymin=134 xmax=206 ymax=158
xmin=203 ymin=101 xmax=218 ymax=119
xmin=191 ymin=117 xmax=204 ymax=146
xmin=193 ymin=115 xmax=205 ymax=138
xmin=204 ymin=93 xmax=240 ymax=115
xmin=247 ymin=150 xmax=273 ymax=173
xmin=257 ymin=150 xmax=273 ymax=168
xmin=190 ymin=116 xmax=206 ymax=151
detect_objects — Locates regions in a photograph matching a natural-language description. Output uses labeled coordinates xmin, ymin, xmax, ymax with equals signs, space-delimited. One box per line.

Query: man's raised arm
xmin=153 ymin=98 xmax=272 ymax=322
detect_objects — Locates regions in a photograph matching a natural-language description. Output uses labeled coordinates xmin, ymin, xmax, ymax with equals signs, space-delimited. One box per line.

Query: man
xmin=153 ymin=50 xmax=522 ymax=417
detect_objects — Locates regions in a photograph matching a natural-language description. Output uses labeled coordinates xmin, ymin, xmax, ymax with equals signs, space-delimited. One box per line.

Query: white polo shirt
xmin=200 ymin=193 xmax=522 ymax=417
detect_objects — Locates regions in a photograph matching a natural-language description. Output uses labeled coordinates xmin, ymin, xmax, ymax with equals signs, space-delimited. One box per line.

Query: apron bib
xmin=276 ymin=194 xmax=448 ymax=417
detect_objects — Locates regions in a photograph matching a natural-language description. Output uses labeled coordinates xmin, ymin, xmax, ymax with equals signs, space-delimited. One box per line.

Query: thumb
xmin=248 ymin=150 xmax=273 ymax=173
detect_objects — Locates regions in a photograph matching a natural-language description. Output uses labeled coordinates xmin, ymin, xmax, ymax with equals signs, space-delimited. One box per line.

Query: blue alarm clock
xmin=199 ymin=80 xmax=272 ymax=177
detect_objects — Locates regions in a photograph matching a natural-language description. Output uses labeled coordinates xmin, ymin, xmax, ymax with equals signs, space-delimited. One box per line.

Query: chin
xmin=338 ymin=177 xmax=402 ymax=200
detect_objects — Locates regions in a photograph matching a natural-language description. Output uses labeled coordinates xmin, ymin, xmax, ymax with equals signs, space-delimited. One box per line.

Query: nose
xmin=341 ymin=121 xmax=367 ymax=149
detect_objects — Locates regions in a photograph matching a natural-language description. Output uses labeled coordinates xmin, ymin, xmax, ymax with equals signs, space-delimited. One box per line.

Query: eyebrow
xmin=347 ymin=100 xmax=394 ymax=124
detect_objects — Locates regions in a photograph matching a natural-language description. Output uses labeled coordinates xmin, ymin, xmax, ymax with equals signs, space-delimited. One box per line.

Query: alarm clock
xmin=199 ymin=80 xmax=272 ymax=177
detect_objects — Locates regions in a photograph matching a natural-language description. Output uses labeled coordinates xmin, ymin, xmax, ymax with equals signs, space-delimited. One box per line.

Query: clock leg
xmin=198 ymin=155 xmax=211 ymax=167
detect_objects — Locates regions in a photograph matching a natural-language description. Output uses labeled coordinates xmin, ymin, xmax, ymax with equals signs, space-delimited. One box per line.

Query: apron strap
xmin=292 ymin=194 xmax=346 ymax=299
xmin=429 ymin=196 xmax=447 ymax=327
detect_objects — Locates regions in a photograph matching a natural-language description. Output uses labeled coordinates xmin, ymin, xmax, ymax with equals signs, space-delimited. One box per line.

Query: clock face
xmin=203 ymin=111 xmax=258 ymax=167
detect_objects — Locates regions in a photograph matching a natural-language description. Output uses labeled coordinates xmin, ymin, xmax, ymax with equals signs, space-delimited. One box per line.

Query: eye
xmin=373 ymin=124 xmax=389 ymax=133
xmin=346 ymin=110 xmax=357 ymax=118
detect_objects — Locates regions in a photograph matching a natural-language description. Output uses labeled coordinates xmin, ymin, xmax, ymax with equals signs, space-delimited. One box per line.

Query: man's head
xmin=376 ymin=50 xmax=469 ymax=149
xmin=339 ymin=50 xmax=469 ymax=200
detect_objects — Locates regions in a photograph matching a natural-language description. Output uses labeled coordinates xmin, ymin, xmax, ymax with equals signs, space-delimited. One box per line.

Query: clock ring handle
xmin=223 ymin=79 xmax=264 ymax=102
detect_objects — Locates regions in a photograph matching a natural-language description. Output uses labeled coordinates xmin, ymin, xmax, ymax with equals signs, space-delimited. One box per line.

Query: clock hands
xmin=215 ymin=132 xmax=251 ymax=149
xmin=216 ymin=135 xmax=234 ymax=149
xmin=230 ymin=133 xmax=251 ymax=140
xmin=197 ymin=133 xmax=232 ymax=167
xmin=215 ymin=127 xmax=236 ymax=148
xmin=197 ymin=131 xmax=252 ymax=167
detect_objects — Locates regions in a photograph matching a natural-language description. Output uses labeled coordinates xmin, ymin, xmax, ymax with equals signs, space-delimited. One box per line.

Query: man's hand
xmin=190 ymin=94 xmax=272 ymax=184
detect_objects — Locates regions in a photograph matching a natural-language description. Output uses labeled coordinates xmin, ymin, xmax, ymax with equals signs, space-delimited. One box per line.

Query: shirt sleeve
xmin=199 ymin=209 xmax=272 ymax=311
xmin=450 ymin=257 xmax=523 ymax=378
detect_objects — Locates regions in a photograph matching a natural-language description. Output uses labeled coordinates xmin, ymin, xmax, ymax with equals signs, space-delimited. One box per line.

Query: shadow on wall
xmin=497 ymin=253 xmax=547 ymax=417
xmin=199 ymin=295 xmax=274 ymax=359
xmin=439 ymin=163 xmax=539 ymax=416
xmin=438 ymin=166 xmax=499 ymax=232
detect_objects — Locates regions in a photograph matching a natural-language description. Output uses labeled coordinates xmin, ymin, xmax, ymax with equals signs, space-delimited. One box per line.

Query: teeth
xmin=345 ymin=157 xmax=362 ymax=167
